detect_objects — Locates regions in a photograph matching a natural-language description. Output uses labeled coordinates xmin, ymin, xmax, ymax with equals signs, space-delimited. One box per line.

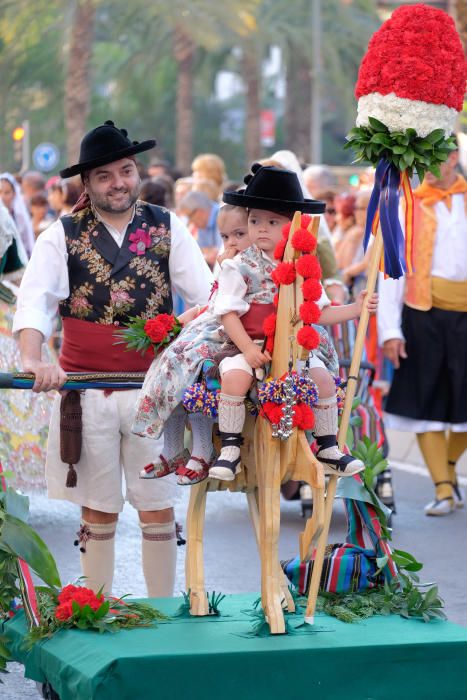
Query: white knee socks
xmin=140 ymin=520 xmax=177 ymax=597
xmin=77 ymin=519 xmax=117 ymax=595
xmin=188 ymin=412 xmax=215 ymax=467
xmin=217 ymin=393 xmax=245 ymax=462
xmin=162 ymin=402 xmax=187 ymax=460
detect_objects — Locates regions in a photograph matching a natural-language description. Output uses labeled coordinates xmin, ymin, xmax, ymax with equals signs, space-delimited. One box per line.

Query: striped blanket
xmin=282 ymin=497 xmax=397 ymax=595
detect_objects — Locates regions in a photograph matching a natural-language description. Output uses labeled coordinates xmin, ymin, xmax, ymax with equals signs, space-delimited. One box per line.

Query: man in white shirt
xmin=378 ymin=148 xmax=467 ymax=516
xmin=13 ymin=121 xmax=213 ymax=595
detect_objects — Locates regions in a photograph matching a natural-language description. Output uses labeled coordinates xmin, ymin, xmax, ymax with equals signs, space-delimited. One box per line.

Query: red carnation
xmin=291 ymin=228 xmax=317 ymax=253
xmin=156 ymin=314 xmax=176 ymax=332
xmin=263 ymin=313 xmax=277 ymax=337
xmin=296 ymin=255 xmax=322 ymax=280
xmin=262 ymin=401 xmax=284 ymax=425
xmin=274 ymin=238 xmax=287 ymax=260
xmin=297 ymin=325 xmax=320 ymax=351
xmin=300 ymin=214 xmax=312 ymax=229
xmin=144 ymin=318 xmax=169 ymax=343
xmin=293 ymin=403 xmax=315 ymax=430
xmin=299 ymin=301 xmax=321 ymax=325
xmin=56 ymin=601 xmax=74 ymax=621
xmin=282 ymin=222 xmax=292 ymax=239
xmin=271 ymin=262 xmax=296 ymax=286
xmin=302 ymin=278 xmax=322 ymax=302
xmin=355 ymin=4 xmax=466 ymax=110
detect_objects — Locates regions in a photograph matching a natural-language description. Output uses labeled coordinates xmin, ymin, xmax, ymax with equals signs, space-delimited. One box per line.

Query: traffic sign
xmin=33 ymin=142 xmax=60 ymax=172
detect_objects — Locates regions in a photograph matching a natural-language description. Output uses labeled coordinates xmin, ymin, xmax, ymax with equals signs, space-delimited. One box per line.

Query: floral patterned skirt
xmin=132 ymin=312 xmax=227 ymax=439
xmin=0 ymin=300 xmax=55 ymax=491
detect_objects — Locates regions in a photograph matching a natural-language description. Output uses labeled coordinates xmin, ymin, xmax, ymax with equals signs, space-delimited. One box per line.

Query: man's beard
xmin=90 ymin=182 xmax=140 ymax=214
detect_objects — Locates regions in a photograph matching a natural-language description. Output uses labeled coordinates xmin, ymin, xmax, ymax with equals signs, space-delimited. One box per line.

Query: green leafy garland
xmin=343 ymin=116 xmax=457 ymax=180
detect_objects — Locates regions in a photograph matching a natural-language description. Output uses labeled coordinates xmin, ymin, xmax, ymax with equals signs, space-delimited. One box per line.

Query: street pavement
xmin=3 ymin=446 xmax=467 ymax=698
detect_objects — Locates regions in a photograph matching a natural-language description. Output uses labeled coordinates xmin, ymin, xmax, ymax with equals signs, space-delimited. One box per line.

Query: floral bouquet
xmin=114 ymin=313 xmax=182 ymax=355
xmin=27 ymin=582 xmax=167 ymax=644
xmin=344 ymin=3 xmax=466 ymax=279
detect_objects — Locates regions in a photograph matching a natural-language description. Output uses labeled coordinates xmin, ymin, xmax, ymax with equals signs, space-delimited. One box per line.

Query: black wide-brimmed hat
xmin=223 ymin=163 xmax=325 ymax=214
xmin=60 ymin=120 xmax=156 ymax=178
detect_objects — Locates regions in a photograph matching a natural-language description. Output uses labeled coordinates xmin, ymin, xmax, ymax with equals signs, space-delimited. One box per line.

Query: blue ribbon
xmin=363 ymin=158 xmax=406 ymax=280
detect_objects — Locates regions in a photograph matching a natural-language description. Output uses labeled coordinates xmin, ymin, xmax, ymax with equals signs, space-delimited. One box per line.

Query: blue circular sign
xmin=33 ymin=143 xmax=60 ymax=172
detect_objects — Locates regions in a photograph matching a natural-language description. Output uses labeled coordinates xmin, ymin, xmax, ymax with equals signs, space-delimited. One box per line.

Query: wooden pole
xmin=304 ymin=226 xmax=384 ymax=623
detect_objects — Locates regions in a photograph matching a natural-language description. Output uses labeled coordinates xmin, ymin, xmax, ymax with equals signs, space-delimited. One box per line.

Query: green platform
xmin=4 ymin=593 xmax=467 ymax=700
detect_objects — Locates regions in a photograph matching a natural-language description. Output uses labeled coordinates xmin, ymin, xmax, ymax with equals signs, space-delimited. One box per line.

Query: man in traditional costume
xmin=13 ymin=121 xmax=213 ymax=592
xmin=378 ymin=148 xmax=467 ymax=516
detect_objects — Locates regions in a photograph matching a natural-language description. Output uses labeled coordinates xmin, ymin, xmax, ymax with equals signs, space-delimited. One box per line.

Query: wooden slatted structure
xmin=185 ymin=212 xmax=382 ymax=633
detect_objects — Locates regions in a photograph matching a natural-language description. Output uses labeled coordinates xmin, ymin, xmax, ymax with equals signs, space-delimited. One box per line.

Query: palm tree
xmin=64 ymin=0 xmax=97 ymax=163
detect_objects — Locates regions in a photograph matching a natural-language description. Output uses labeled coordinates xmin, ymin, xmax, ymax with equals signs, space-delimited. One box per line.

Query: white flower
xmin=356 ymin=92 xmax=458 ymax=137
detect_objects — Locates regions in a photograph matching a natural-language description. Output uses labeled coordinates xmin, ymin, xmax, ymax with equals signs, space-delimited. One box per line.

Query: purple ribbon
xmin=363 ymin=158 xmax=406 ymax=280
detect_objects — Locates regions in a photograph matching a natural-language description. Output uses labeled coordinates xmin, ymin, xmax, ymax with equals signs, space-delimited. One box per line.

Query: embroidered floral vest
xmin=236 ymin=244 xmax=277 ymax=305
xmin=59 ymin=201 xmax=172 ymax=325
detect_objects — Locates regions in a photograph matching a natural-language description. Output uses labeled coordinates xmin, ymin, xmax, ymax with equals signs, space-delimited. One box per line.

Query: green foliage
xmin=207 ymin=591 xmax=226 ymax=616
xmin=316 ymin=574 xmax=446 ymax=624
xmin=344 ymin=118 xmax=457 ymax=180
xmin=0 ymin=478 xmax=62 ymax=678
xmin=25 ymin=588 xmax=168 ymax=647
xmin=352 ymin=435 xmax=389 ymax=493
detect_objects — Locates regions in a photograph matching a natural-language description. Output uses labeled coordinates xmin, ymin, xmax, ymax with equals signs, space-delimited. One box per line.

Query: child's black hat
xmin=222 ymin=163 xmax=325 ymax=214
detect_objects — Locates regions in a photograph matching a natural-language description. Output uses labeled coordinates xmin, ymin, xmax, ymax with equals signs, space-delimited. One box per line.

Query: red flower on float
xmin=299 ymin=301 xmax=321 ymax=325
xmin=296 ymin=255 xmax=322 ymax=280
xmin=282 ymin=222 xmax=292 ymax=239
xmin=271 ymin=262 xmax=296 ymax=286
xmin=302 ymin=278 xmax=322 ymax=302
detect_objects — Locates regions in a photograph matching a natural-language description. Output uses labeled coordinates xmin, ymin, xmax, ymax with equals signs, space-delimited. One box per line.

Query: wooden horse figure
xmin=185 ymin=211 xmax=328 ymax=634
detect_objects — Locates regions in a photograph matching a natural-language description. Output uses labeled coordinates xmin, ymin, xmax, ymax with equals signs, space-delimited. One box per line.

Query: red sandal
xmin=176 ymin=454 xmax=215 ymax=485
xmin=140 ymin=449 xmax=190 ymax=480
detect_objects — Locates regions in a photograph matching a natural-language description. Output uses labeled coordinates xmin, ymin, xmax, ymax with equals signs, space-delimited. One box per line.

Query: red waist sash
xmin=241 ymin=302 xmax=275 ymax=340
xmin=60 ymin=317 xmax=153 ymax=372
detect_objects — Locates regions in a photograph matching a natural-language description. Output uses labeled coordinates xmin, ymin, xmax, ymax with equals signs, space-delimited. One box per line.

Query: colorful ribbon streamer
xmin=363 ymin=158 xmax=414 ymax=279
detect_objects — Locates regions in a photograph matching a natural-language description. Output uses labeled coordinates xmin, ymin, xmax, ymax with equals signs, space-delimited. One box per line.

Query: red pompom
xmin=291 ymin=228 xmax=317 ymax=253
xmin=300 ymin=214 xmax=312 ymax=229
xmin=271 ymin=262 xmax=296 ymax=286
xmin=299 ymin=301 xmax=321 ymax=325
xmin=274 ymin=238 xmax=287 ymax=260
xmin=302 ymin=278 xmax=322 ymax=301
xmin=262 ymin=401 xmax=283 ymax=425
xmin=293 ymin=403 xmax=315 ymax=430
xmin=263 ymin=313 xmax=277 ymax=337
xmin=265 ymin=335 xmax=275 ymax=354
xmin=282 ymin=222 xmax=292 ymax=239
xmin=296 ymin=254 xmax=322 ymax=280
xmin=297 ymin=325 xmax=320 ymax=351
xmin=273 ymin=293 xmax=279 ymax=307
